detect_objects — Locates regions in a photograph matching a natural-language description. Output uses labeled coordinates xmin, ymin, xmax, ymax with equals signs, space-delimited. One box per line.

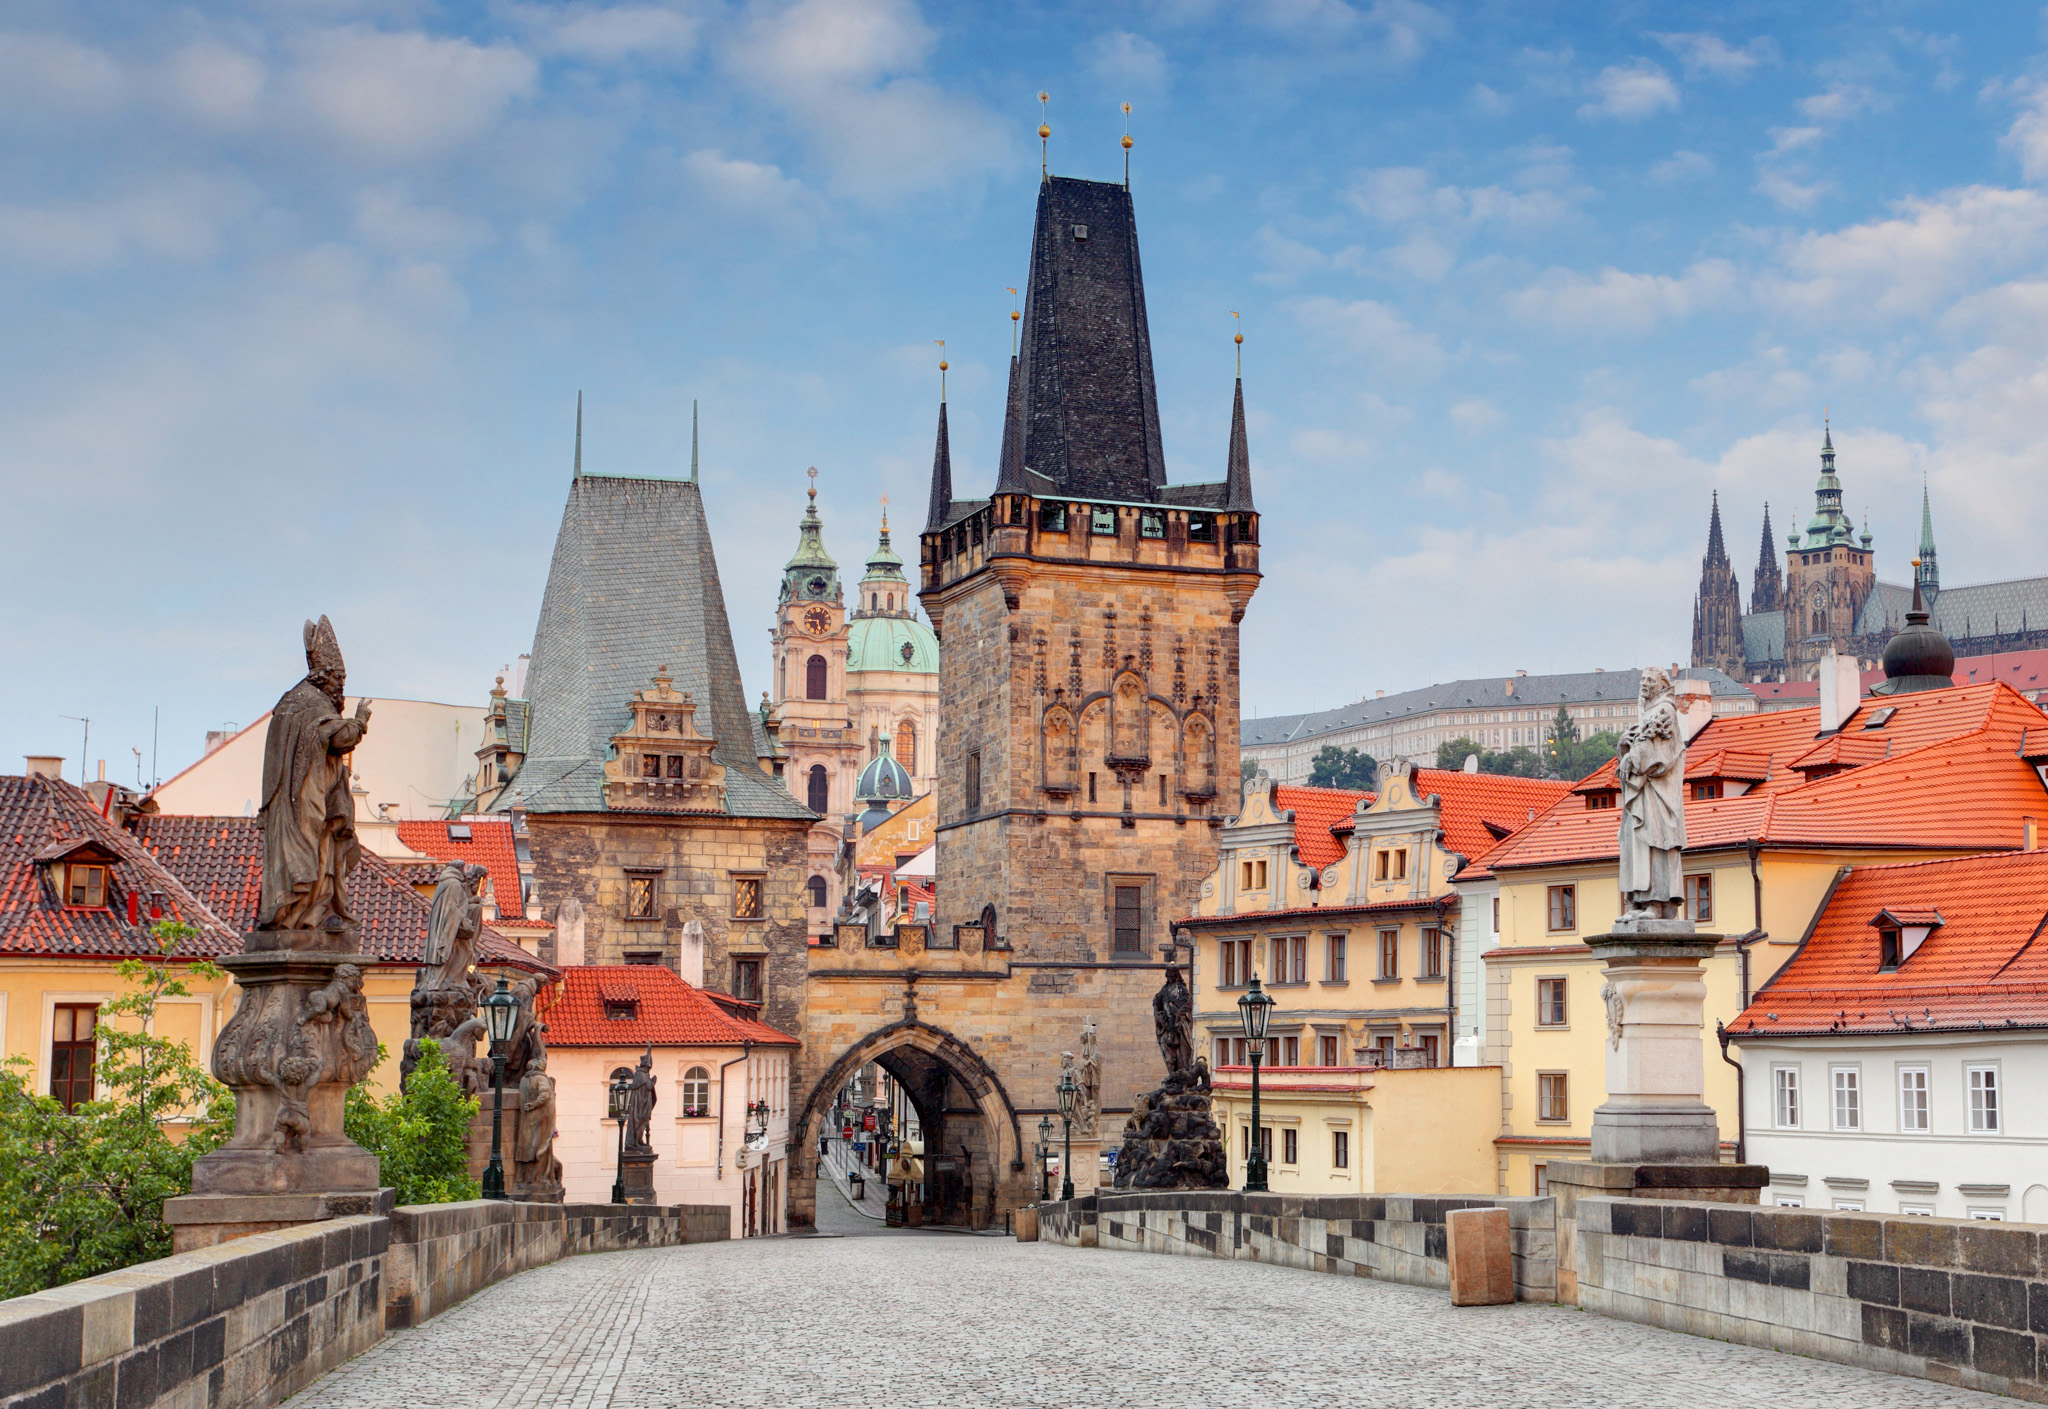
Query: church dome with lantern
xmin=846 ymin=516 xmax=937 ymax=676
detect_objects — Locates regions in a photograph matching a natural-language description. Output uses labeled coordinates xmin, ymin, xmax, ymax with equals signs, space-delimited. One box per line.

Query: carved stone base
xmin=465 ymin=1101 xmax=565 ymax=1203
xmin=1111 ymin=1067 xmax=1229 ymax=1191
xmin=189 ymin=943 xmax=383 ymax=1199
xmin=1589 ymin=1103 xmax=1725 ymax=1164
xmin=163 ymin=1188 xmax=395 ymax=1254
xmin=619 ymin=1151 xmax=658 ymax=1205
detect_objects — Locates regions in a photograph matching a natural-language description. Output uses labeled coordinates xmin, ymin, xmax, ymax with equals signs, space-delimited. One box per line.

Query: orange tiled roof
xmin=1272 ymin=786 xmax=1373 ymax=868
xmin=537 ymin=965 xmax=798 ymax=1047
xmin=1481 ymin=682 xmax=2048 ymax=872
xmin=1727 ymin=849 xmax=2048 ymax=1037
xmin=395 ymin=819 xmax=533 ymax=927
xmin=1407 ymin=769 xmax=1574 ymax=868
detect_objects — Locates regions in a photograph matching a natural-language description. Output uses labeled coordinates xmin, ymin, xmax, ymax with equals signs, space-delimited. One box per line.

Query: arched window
xmin=870 ymin=593 xmax=878 ymax=611
xmin=886 ymin=593 xmax=894 ymax=611
xmin=806 ymin=654 xmax=827 ymax=700
xmin=807 ymin=764 xmax=829 ymax=813
xmin=682 ymin=1066 xmax=711 ymax=1118
xmin=807 ymin=875 xmax=828 ymax=907
xmin=895 ymin=720 xmax=917 ymax=774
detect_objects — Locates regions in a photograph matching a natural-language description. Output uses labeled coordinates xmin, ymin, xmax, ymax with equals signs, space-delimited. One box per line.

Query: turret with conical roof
xmin=1803 ymin=425 xmax=1857 ymax=547
xmin=779 ymin=476 xmax=839 ymax=608
xmin=1917 ymin=482 xmax=1940 ymax=601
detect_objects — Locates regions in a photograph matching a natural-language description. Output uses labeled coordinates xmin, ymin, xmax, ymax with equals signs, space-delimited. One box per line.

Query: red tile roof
xmin=0 ymin=775 xmax=239 ymax=959
xmin=1272 ymin=786 xmax=1373 ymax=868
xmin=1727 ymin=848 xmax=2048 ymax=1037
xmin=394 ymin=819 xmax=532 ymax=927
xmin=537 ymin=965 xmax=798 ymax=1047
xmin=132 ymin=814 xmax=550 ymax=974
xmin=1480 ymin=683 xmax=2048 ymax=872
xmin=1408 ymin=769 xmax=1574 ymax=870
xmin=1748 ymin=650 xmax=2048 ymax=705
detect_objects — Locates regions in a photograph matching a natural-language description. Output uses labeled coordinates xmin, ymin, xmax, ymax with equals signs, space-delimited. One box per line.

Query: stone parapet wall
xmin=1038 ymin=1190 xmax=1558 ymax=1302
xmin=1577 ymin=1198 xmax=2048 ymax=1402
xmin=384 ymin=1201 xmax=729 ymax=1328
xmin=0 ymin=1215 xmax=386 ymax=1409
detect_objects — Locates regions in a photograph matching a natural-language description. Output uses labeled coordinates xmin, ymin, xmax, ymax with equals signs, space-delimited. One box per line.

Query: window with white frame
xmin=1970 ymin=1208 xmax=2006 ymax=1221
xmin=1899 ymin=1067 xmax=1929 ymax=1133
xmin=1969 ymin=1065 xmax=2000 ymax=1133
xmin=1831 ymin=1067 xmax=1861 ymax=1131
xmin=1773 ymin=1066 xmax=1801 ymax=1128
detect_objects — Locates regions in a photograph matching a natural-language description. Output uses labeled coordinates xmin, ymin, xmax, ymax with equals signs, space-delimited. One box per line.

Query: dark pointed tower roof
xmin=1872 ymin=572 xmax=1956 ymax=695
xmin=1004 ymin=175 xmax=1167 ymax=503
xmin=1224 ymin=378 xmax=1254 ymax=511
xmin=1917 ymin=481 xmax=1940 ymax=598
xmin=1804 ymin=423 xmax=1855 ymax=547
xmin=924 ymin=399 xmax=953 ymax=530
xmin=780 ymin=477 xmax=838 ymax=606
xmin=1705 ymin=491 xmax=1729 ymax=566
xmin=1751 ymin=501 xmax=1783 ymax=614
xmin=993 ymin=354 xmax=1025 ymax=495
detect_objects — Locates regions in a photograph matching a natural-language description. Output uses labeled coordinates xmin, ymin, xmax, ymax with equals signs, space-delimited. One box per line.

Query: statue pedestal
xmin=619 ymin=1151 xmax=658 ymax=1205
xmin=164 ymin=1189 xmax=395 ymax=1253
xmin=1586 ymin=923 xmax=1724 ymax=1164
xmin=1111 ymin=1068 xmax=1229 ymax=1191
xmin=1067 ymin=1137 xmax=1103 ymax=1196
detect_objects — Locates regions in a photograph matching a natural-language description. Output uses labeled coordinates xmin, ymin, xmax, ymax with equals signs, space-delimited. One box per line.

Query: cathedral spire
xmin=1804 ymin=421 xmax=1853 ymax=547
xmin=1751 ymin=502 xmax=1783 ymax=613
xmin=1917 ymin=479 xmax=1940 ymax=599
xmin=1223 ymin=377 xmax=1255 ymax=512
xmin=924 ymin=398 xmax=953 ymax=531
xmin=1691 ymin=491 xmax=1744 ymax=676
xmin=1705 ymin=491 xmax=1729 ymax=566
xmin=690 ymin=399 xmax=699 ymax=483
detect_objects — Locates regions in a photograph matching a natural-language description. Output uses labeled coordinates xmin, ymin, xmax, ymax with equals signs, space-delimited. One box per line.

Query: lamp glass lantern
xmin=1055 ymin=1069 xmax=1078 ymax=1201
xmin=608 ymin=1068 xmax=632 ymax=1204
xmin=480 ymin=977 xmax=519 ymax=1200
xmin=1036 ymin=1114 xmax=1054 ymax=1202
xmin=1238 ymin=975 xmax=1275 ymax=1194
xmin=1237 ymin=974 xmax=1274 ymax=1048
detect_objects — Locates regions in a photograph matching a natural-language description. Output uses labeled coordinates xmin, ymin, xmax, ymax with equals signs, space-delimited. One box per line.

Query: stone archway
xmin=789 ymin=1019 xmax=1023 ymax=1231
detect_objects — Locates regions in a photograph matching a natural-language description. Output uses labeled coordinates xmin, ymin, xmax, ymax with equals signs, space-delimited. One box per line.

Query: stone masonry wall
xmin=1577 ymin=1198 xmax=2048 ymax=1402
xmin=0 ymin=1215 xmax=386 ymax=1409
xmin=1039 ymin=1190 xmax=1558 ymax=1303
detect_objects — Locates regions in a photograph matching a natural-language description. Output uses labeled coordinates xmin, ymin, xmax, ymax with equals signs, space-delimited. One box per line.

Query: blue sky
xmin=7 ymin=1 xmax=2048 ymax=785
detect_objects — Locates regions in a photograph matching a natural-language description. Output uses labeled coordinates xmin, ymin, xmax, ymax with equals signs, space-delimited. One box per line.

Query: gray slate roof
xmin=1741 ymin=610 xmax=1786 ymax=665
xmin=1241 ymin=666 xmax=1752 ymax=748
xmin=503 ymin=474 xmax=812 ymax=821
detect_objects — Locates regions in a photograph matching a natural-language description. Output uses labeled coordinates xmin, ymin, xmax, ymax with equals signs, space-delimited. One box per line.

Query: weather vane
xmin=1038 ymin=91 xmax=1051 ymax=177
xmin=1122 ymin=101 xmax=1133 ymax=186
xmin=806 ymin=464 xmax=818 ymax=502
xmin=1230 ymin=311 xmax=1243 ymax=376
xmin=935 ymin=340 xmax=947 ymax=400
xmin=1008 ymin=287 xmax=1019 ymax=354
xmin=880 ymin=491 xmax=890 ymax=531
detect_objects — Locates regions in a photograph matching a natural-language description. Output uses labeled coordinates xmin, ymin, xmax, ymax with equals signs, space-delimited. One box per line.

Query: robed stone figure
xmin=1152 ymin=959 xmax=1195 ymax=1076
xmin=258 ymin=616 xmax=372 ymax=933
xmin=1616 ymin=666 xmax=1686 ymax=920
xmin=422 ymin=863 xmax=487 ymax=992
xmin=623 ymin=1048 xmax=657 ymax=1153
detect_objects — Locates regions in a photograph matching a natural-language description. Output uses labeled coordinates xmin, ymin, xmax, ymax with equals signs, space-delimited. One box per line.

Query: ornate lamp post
xmin=1056 ymin=1068 xmax=1078 ymax=1201
xmin=481 ymin=977 xmax=519 ymax=1201
xmin=1037 ymin=1114 xmax=1054 ymax=1202
xmin=607 ymin=1068 xmax=633 ymax=1204
xmin=1238 ymin=974 xmax=1275 ymax=1193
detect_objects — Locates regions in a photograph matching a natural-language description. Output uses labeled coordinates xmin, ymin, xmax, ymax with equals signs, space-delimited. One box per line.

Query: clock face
xmin=803 ymin=607 xmax=831 ymax=634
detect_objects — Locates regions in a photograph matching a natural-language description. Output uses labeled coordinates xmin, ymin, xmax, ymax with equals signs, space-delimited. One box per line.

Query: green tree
xmin=1548 ymin=729 xmax=1622 ymax=781
xmin=0 ymin=922 xmax=233 ymax=1297
xmin=1434 ymin=738 xmax=1551 ymax=779
xmin=1546 ymin=704 xmax=1580 ymax=751
xmin=344 ymin=1040 xmax=480 ymax=1206
xmin=1307 ymin=745 xmax=1379 ymax=790
xmin=1240 ymin=755 xmax=1259 ymax=784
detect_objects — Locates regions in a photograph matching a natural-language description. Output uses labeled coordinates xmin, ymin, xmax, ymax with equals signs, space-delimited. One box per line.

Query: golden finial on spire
xmin=880 ymin=491 xmax=890 ymax=532
xmin=1121 ymin=101 xmax=1133 ymax=186
xmin=934 ymin=340 xmax=947 ymax=401
xmin=1038 ymin=91 xmax=1051 ymax=177
xmin=1230 ymin=311 xmax=1243 ymax=377
xmin=1007 ymin=287 xmax=1020 ymax=354
xmin=806 ymin=464 xmax=818 ymax=502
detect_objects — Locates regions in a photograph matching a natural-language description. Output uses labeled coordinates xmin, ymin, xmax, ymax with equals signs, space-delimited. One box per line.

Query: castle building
xmin=1693 ymin=429 xmax=2048 ymax=682
xmin=784 ymin=167 xmax=1262 ymax=1227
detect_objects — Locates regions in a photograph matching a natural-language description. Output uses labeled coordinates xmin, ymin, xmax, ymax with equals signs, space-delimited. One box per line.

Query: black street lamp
xmin=607 ymin=1067 xmax=633 ymax=1204
xmin=1238 ymin=974 xmax=1275 ymax=1193
xmin=1056 ymin=1069 xmax=1078 ymax=1201
xmin=1037 ymin=1115 xmax=1054 ymax=1202
xmin=481 ymin=976 xmax=519 ymax=1201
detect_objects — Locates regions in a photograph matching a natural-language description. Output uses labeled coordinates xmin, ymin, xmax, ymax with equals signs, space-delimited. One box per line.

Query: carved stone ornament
xmin=1114 ymin=957 xmax=1227 ymax=1191
xmin=256 ymin=615 xmax=371 ymax=942
xmin=622 ymin=1046 xmax=658 ymax=1153
xmin=603 ymin=669 xmax=726 ymax=812
xmin=1076 ymin=1019 xmax=1102 ymax=1139
xmin=1602 ymin=980 xmax=1624 ymax=1051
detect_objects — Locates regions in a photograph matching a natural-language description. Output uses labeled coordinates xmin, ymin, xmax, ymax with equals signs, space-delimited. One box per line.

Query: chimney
xmin=1817 ymin=650 xmax=1861 ymax=733
xmin=1515 ymin=670 xmax=1528 ymax=678
xmin=1673 ymin=679 xmax=1715 ymax=742
xmin=204 ymin=730 xmax=230 ymax=756
xmin=1374 ymin=690 xmax=1385 ymax=699
xmin=678 ymin=919 xmax=706 ymax=987
xmin=24 ymin=755 xmax=64 ymax=778
xmin=97 ymin=759 xmax=106 ymax=782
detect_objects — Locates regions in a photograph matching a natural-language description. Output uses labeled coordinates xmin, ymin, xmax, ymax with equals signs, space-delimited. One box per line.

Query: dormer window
xmin=1583 ymin=790 xmax=1617 ymax=811
xmin=1690 ymin=780 xmax=1723 ymax=801
xmin=603 ymin=998 xmax=639 ymax=1020
xmin=66 ymin=863 xmax=108 ymax=909
xmin=448 ymin=823 xmax=472 ymax=841
xmin=1861 ymin=707 xmax=1896 ymax=731
xmin=1878 ymin=928 xmax=1901 ymax=972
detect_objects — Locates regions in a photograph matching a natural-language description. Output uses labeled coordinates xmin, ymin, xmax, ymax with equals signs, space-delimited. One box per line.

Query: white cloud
xmin=525 ymin=4 xmax=702 ymax=64
xmin=1652 ymin=33 xmax=1774 ymax=79
xmin=1799 ymin=83 xmax=1882 ymax=122
xmin=1756 ymin=168 xmax=1831 ymax=211
xmin=0 ymin=32 xmax=122 ymax=117
xmin=1649 ymin=150 xmax=1713 ymax=183
xmin=1288 ymin=295 xmax=1448 ymax=377
xmin=1505 ymin=260 xmax=1737 ymax=335
xmin=685 ymin=147 xmax=816 ymax=225
xmin=1767 ymin=186 xmax=2048 ymax=319
xmin=1346 ymin=159 xmax=1583 ymax=232
xmin=157 ymin=42 xmax=267 ymax=126
xmin=731 ymin=0 xmax=932 ymax=89
xmin=2003 ymin=81 xmax=2048 ymax=184
xmin=291 ymin=28 xmax=538 ymax=160
xmin=351 ymin=185 xmax=495 ymax=257
xmin=1249 ymin=0 xmax=1449 ymax=64
xmin=1578 ymin=60 xmax=1678 ymax=121
xmin=0 ymin=172 xmax=257 ymax=269
xmin=1082 ymin=31 xmax=1169 ymax=96
xmin=1449 ymin=398 xmax=1501 ymax=433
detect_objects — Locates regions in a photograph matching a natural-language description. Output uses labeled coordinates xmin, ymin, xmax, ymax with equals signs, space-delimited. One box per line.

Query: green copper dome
xmin=778 ymin=483 xmax=839 ymax=606
xmin=855 ymin=744 xmax=914 ymax=802
xmin=847 ymin=615 xmax=937 ymax=674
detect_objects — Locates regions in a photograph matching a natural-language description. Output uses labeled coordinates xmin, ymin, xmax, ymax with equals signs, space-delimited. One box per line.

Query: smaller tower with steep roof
xmin=1916 ymin=481 xmax=1940 ymax=602
xmin=1751 ymin=502 xmax=1782 ymax=613
xmin=1782 ymin=423 xmax=1877 ymax=677
xmin=1691 ymin=492 xmax=1745 ymax=678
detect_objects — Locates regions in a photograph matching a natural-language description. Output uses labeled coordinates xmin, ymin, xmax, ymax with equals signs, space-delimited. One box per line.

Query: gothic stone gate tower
xmin=787 ymin=171 xmax=1261 ymax=1226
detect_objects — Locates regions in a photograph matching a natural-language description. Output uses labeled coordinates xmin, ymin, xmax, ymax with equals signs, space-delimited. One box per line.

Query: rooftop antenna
xmin=59 ymin=715 xmax=89 ymax=786
xmin=1038 ymin=91 xmax=1050 ymax=178
xmin=690 ymin=399 xmax=699 ymax=483
xmin=1230 ymin=311 xmax=1243 ymax=376
xmin=1121 ymin=101 xmax=1133 ymax=187
xmin=1007 ymin=288 xmax=1019 ymax=355
xmin=573 ymin=391 xmax=583 ymax=478
xmin=935 ymin=341 xmax=947 ymax=401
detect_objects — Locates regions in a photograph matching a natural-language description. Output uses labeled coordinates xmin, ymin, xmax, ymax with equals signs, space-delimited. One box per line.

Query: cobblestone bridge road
xmin=298 ymin=1232 xmax=2008 ymax=1409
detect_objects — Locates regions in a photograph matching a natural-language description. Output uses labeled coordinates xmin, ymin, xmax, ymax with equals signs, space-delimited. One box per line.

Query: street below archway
xmin=297 ymin=1228 xmax=2008 ymax=1408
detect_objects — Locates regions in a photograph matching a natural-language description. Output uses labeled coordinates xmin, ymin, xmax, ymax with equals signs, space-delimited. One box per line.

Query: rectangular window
xmin=1492 ymin=896 xmax=1500 ymax=934
xmin=1090 ymin=505 xmax=1117 ymax=535
xmin=1879 ymin=928 xmax=1902 ymax=971
xmin=732 ymin=876 xmax=763 ymax=920
xmin=1039 ymin=502 xmax=1067 ymax=533
xmin=1547 ymin=885 xmax=1576 ymax=933
xmin=1690 ymin=780 xmax=1723 ymax=801
xmin=1187 ymin=513 xmax=1214 ymax=543
xmin=1537 ymin=1071 xmax=1568 ymax=1123
xmin=1969 ymin=1066 xmax=2000 ymax=1133
xmin=1215 ymin=1038 xmax=1232 ymax=1069
xmin=1391 ymin=849 xmax=1407 ymax=880
xmin=1139 ymin=509 xmax=1165 ymax=539
xmin=1332 ymin=1131 xmax=1349 ymax=1168
xmin=1970 ymin=1208 xmax=2006 ymax=1221
xmin=1537 ymin=977 xmax=1568 ymax=1027
xmin=1420 ymin=927 xmax=1443 ymax=979
xmin=65 ymin=864 xmax=107 ymax=908
xmin=1158 ymin=773 xmax=1168 ymax=805
xmin=1374 ymin=850 xmax=1389 ymax=881
xmin=1282 ymin=1128 xmax=1298 ymax=1165
xmin=1377 ymin=929 xmax=1399 ymax=979
xmin=1113 ymin=885 xmax=1144 ymax=954
xmin=1278 ymin=1035 xmax=1300 ymax=1067
xmin=732 ymin=958 xmax=762 ymax=1004
xmin=1087 ymin=771 xmax=1097 ymax=804
xmin=1832 ymin=1067 xmax=1861 ymax=1131
xmin=50 ymin=1004 xmax=97 ymax=1112
xmin=1318 ymin=1034 xmax=1339 ymax=1067
xmin=1684 ymin=874 xmax=1713 ymax=923
xmin=1774 ymin=1066 xmax=1801 ymax=1128
xmin=623 ymin=951 xmax=662 ymax=967
xmin=1533 ymin=1164 xmax=1548 ymax=1197
xmin=1279 ymin=936 xmax=1306 ymax=984
xmin=626 ymin=872 xmax=658 ymax=920
xmin=640 ymin=753 xmax=660 ymax=778
xmin=665 ymin=754 xmax=686 ymax=779
xmin=1899 ymin=1067 xmax=1929 ymax=1132
xmin=966 ymin=751 xmax=982 ymax=814
xmin=1325 ymin=934 xmax=1346 ymax=982
xmin=1420 ymin=1033 xmax=1440 ymax=1067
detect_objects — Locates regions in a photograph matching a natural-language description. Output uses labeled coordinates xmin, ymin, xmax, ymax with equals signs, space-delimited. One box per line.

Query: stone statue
xmin=1076 ymin=1019 xmax=1101 ymax=1137
xmin=1616 ymin=666 xmax=1686 ymax=922
xmin=623 ymin=1046 xmax=657 ymax=1153
xmin=258 ymin=616 xmax=372 ymax=936
xmin=423 ymin=863 xmax=488 ymax=991
xmin=514 ymin=1051 xmax=563 ymax=1201
xmin=1152 ymin=957 xmax=1195 ymax=1077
